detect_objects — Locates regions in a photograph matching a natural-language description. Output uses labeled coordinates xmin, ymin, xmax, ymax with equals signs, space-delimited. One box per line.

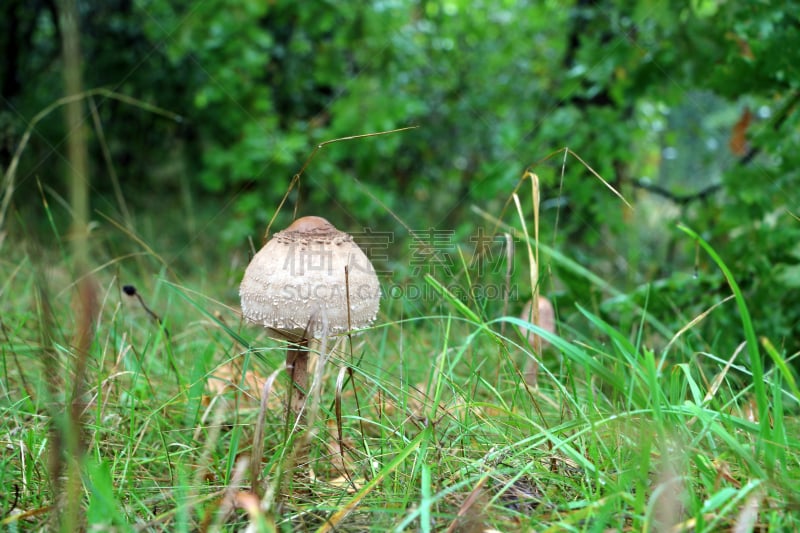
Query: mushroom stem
xmin=286 ymin=337 xmax=310 ymax=420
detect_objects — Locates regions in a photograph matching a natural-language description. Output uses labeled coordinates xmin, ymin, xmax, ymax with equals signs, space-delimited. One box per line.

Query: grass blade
xmin=316 ymin=426 xmax=431 ymax=533
xmin=676 ymin=225 xmax=768 ymax=446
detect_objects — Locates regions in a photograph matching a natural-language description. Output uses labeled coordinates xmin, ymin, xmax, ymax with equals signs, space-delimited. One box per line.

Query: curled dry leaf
xmin=205 ymin=361 xmax=283 ymax=410
xmin=310 ymin=469 xmax=366 ymax=494
xmin=729 ymin=107 xmax=752 ymax=156
xmin=733 ymin=488 xmax=763 ymax=533
xmin=519 ymin=296 xmax=556 ymax=387
xmin=235 ymin=491 xmax=261 ymax=515
xmin=520 ymin=296 xmax=555 ymax=349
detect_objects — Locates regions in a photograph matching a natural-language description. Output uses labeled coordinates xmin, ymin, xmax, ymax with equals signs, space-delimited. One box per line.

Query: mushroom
xmin=520 ymin=295 xmax=555 ymax=387
xmin=239 ymin=216 xmax=380 ymax=418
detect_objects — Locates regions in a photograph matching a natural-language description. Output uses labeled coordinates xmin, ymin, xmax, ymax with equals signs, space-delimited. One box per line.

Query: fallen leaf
xmin=520 ymin=296 xmax=556 ymax=387
xmin=729 ymin=107 xmax=752 ymax=156
xmin=206 ymin=361 xmax=283 ymax=410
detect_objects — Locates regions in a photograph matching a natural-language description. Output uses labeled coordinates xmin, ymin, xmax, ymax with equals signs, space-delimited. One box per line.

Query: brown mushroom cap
xmin=239 ymin=216 xmax=381 ymax=339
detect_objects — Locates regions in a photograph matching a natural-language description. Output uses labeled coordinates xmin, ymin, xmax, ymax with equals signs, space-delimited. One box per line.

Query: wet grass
xmin=1 ymin=200 xmax=799 ymax=531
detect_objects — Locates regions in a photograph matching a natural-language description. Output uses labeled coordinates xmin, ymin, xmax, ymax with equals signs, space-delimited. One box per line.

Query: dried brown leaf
xmin=206 ymin=361 xmax=283 ymax=410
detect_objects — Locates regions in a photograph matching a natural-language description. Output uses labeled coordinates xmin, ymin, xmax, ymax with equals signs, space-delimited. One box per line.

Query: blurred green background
xmin=2 ymin=0 xmax=799 ymax=356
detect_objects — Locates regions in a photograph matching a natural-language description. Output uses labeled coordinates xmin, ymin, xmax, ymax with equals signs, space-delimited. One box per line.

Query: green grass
xmin=1 ymin=207 xmax=800 ymax=532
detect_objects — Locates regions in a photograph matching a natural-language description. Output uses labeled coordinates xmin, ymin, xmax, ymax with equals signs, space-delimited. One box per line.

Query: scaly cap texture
xmin=240 ymin=216 xmax=381 ymax=339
